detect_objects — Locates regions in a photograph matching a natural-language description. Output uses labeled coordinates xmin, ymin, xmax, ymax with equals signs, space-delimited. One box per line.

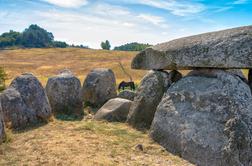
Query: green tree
xmin=21 ymin=24 xmax=54 ymax=48
xmin=0 ymin=30 xmax=21 ymax=48
xmin=101 ymin=40 xmax=111 ymax=50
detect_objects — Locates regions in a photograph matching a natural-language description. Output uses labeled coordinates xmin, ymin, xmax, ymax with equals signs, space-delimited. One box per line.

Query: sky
xmin=0 ymin=0 xmax=252 ymax=48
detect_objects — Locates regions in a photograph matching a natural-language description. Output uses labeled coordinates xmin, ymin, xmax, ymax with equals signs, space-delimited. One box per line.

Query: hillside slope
xmin=0 ymin=48 xmax=146 ymax=85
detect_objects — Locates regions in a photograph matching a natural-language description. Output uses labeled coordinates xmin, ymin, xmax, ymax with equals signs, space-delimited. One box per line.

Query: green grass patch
xmin=76 ymin=121 xmax=144 ymax=141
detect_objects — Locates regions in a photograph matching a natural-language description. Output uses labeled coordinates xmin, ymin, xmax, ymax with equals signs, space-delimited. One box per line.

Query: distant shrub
xmin=70 ymin=44 xmax=89 ymax=49
xmin=114 ymin=42 xmax=152 ymax=51
xmin=53 ymin=41 xmax=68 ymax=48
xmin=0 ymin=67 xmax=7 ymax=92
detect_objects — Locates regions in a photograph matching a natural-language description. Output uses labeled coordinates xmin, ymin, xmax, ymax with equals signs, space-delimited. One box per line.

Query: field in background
xmin=1 ymin=48 xmax=248 ymax=87
xmin=0 ymin=48 xmax=147 ymax=86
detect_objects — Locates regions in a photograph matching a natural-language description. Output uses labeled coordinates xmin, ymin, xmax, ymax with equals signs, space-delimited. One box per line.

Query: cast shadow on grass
xmin=11 ymin=120 xmax=49 ymax=134
xmin=53 ymin=105 xmax=86 ymax=121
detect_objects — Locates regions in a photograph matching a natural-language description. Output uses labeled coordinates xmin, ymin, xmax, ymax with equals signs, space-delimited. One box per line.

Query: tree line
xmin=101 ymin=40 xmax=151 ymax=51
xmin=0 ymin=25 xmax=66 ymax=48
xmin=114 ymin=42 xmax=152 ymax=51
xmin=0 ymin=24 xmax=151 ymax=51
xmin=0 ymin=24 xmax=87 ymax=49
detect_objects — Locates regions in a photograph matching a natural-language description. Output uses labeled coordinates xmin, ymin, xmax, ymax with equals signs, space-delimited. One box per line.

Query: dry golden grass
xmin=0 ymin=48 xmax=195 ymax=165
xmin=0 ymin=48 xmax=147 ymax=86
xmin=0 ymin=119 xmax=194 ymax=166
xmin=0 ymin=48 xmax=249 ymax=87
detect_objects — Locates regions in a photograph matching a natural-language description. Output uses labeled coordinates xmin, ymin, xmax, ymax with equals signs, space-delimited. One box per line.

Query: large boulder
xmin=132 ymin=25 xmax=252 ymax=70
xmin=82 ymin=68 xmax=117 ymax=107
xmin=46 ymin=70 xmax=83 ymax=116
xmin=118 ymin=90 xmax=136 ymax=101
xmin=0 ymin=88 xmax=36 ymax=129
xmin=9 ymin=73 xmax=52 ymax=121
xmin=0 ymin=103 xmax=5 ymax=143
xmin=150 ymin=69 xmax=252 ymax=166
xmin=94 ymin=98 xmax=132 ymax=122
xmin=127 ymin=70 xmax=180 ymax=129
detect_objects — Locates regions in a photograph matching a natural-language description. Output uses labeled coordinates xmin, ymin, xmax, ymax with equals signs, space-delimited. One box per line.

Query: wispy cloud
xmin=29 ymin=3 xmax=170 ymax=48
xmin=232 ymin=0 xmax=247 ymax=4
xmin=137 ymin=14 xmax=165 ymax=25
xmin=42 ymin=0 xmax=88 ymax=8
xmin=124 ymin=0 xmax=206 ymax=16
xmin=1 ymin=0 xmax=250 ymax=49
xmin=214 ymin=6 xmax=233 ymax=13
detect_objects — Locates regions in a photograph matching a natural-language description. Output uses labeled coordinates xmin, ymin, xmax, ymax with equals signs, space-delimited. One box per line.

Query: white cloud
xmin=233 ymin=0 xmax=247 ymax=4
xmin=32 ymin=5 xmax=170 ymax=48
xmin=90 ymin=3 xmax=130 ymax=16
xmin=42 ymin=0 xmax=88 ymax=8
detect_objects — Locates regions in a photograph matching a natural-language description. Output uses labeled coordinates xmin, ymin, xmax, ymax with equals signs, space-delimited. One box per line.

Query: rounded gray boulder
xmin=94 ymin=98 xmax=132 ymax=122
xmin=0 ymin=88 xmax=37 ymax=129
xmin=82 ymin=68 xmax=117 ymax=107
xmin=127 ymin=70 xmax=178 ymax=129
xmin=118 ymin=90 xmax=136 ymax=101
xmin=9 ymin=73 xmax=52 ymax=121
xmin=150 ymin=69 xmax=252 ymax=166
xmin=46 ymin=70 xmax=83 ymax=116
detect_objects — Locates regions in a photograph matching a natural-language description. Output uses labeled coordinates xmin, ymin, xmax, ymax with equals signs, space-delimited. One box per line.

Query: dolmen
xmin=0 ymin=73 xmax=52 ymax=129
xmin=130 ymin=25 xmax=252 ymax=166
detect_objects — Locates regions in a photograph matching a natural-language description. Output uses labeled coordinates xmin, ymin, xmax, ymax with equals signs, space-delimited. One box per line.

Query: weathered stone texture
xmin=132 ymin=25 xmax=252 ymax=70
xmin=82 ymin=68 xmax=117 ymax=107
xmin=118 ymin=90 xmax=136 ymax=101
xmin=46 ymin=70 xmax=83 ymax=116
xmin=150 ymin=70 xmax=252 ymax=166
xmin=94 ymin=98 xmax=132 ymax=122
xmin=127 ymin=70 xmax=178 ymax=129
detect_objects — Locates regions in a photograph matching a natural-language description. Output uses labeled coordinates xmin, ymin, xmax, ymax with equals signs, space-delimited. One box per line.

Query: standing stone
xmin=0 ymin=88 xmax=36 ymax=129
xmin=127 ymin=70 xmax=180 ymax=129
xmin=0 ymin=102 xmax=5 ymax=143
xmin=94 ymin=98 xmax=132 ymax=122
xmin=46 ymin=70 xmax=83 ymax=116
xmin=118 ymin=90 xmax=136 ymax=101
xmin=9 ymin=73 xmax=52 ymax=121
xmin=82 ymin=68 xmax=117 ymax=107
xmin=150 ymin=69 xmax=252 ymax=166
xmin=132 ymin=25 xmax=252 ymax=70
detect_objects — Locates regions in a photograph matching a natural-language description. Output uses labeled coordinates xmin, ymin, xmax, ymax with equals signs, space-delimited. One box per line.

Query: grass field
xmin=0 ymin=48 xmax=248 ymax=88
xmin=0 ymin=119 xmax=193 ymax=166
xmin=1 ymin=48 xmax=248 ymax=165
xmin=0 ymin=48 xmax=147 ymax=86
xmin=0 ymin=48 xmax=195 ymax=165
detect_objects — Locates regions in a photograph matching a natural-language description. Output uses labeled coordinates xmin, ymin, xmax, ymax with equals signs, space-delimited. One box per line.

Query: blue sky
xmin=0 ymin=0 xmax=251 ymax=48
